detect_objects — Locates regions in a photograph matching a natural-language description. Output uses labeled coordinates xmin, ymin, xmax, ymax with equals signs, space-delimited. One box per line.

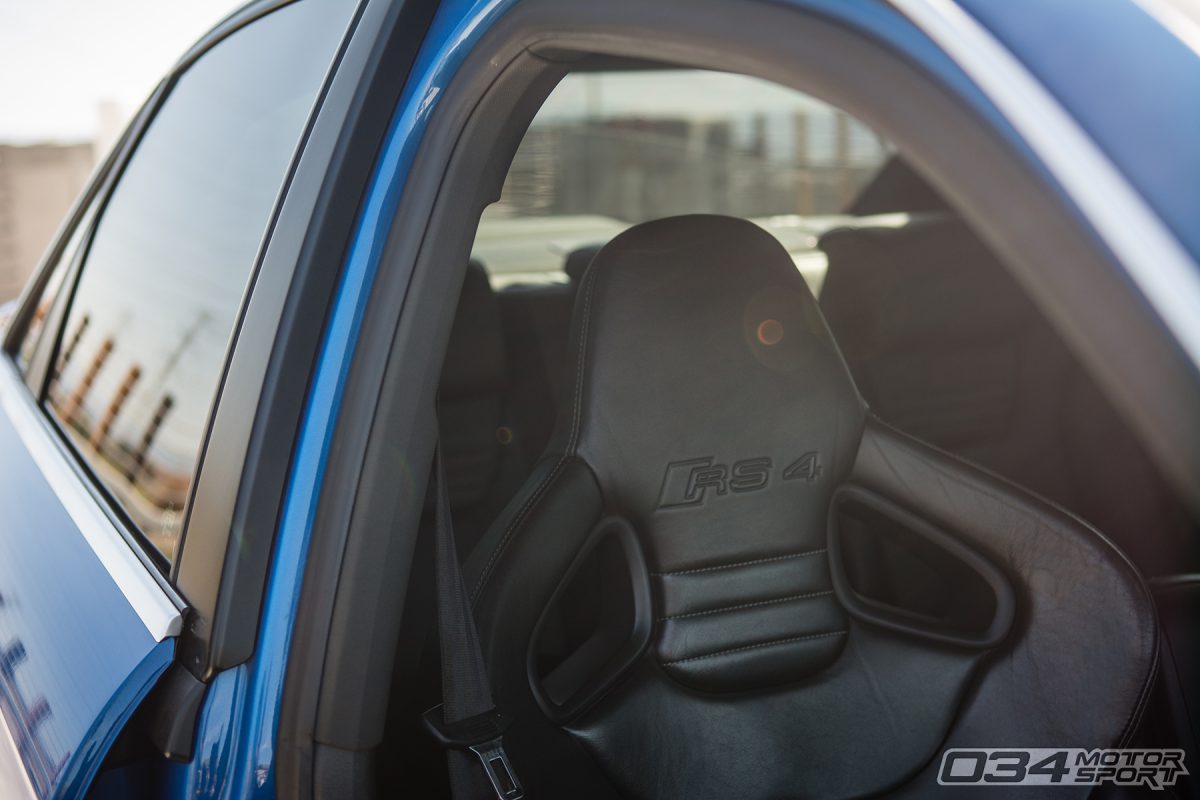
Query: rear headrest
xmin=557 ymin=215 xmax=864 ymax=542
xmin=440 ymin=259 xmax=506 ymax=398
xmin=818 ymin=214 xmax=1037 ymax=360
xmin=564 ymin=243 xmax=604 ymax=285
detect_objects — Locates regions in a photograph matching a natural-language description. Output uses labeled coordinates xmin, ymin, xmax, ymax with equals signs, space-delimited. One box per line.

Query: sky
xmin=0 ymin=2 xmax=882 ymax=152
xmin=0 ymin=0 xmax=244 ymax=144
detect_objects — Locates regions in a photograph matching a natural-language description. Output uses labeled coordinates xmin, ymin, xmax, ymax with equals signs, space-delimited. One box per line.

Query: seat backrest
xmin=437 ymin=260 xmax=525 ymax=553
xmin=463 ymin=215 xmax=1158 ymax=799
xmin=819 ymin=215 xmax=1196 ymax=576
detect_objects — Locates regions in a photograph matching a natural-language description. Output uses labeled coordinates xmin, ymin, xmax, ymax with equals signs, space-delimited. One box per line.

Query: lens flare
xmin=756 ymin=318 xmax=784 ymax=346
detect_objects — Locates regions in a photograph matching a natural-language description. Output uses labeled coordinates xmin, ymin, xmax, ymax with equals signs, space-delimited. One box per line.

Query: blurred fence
xmin=492 ymin=112 xmax=886 ymax=222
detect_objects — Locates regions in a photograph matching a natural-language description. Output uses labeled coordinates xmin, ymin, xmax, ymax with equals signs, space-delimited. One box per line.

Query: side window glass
xmin=14 ymin=217 xmax=91 ymax=373
xmin=475 ymin=70 xmax=893 ymax=291
xmin=45 ymin=0 xmax=351 ymax=566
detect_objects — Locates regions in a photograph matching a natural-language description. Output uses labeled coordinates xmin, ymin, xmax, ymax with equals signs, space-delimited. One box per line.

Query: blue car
xmin=2 ymin=0 xmax=1198 ymax=797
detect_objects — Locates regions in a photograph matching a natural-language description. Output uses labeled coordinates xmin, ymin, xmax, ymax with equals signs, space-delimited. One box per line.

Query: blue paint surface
xmin=959 ymin=0 xmax=1200 ymax=261
xmin=0 ymin=371 xmax=174 ymax=799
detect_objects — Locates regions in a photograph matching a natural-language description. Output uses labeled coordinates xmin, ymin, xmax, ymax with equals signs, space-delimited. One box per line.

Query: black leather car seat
xmin=438 ymin=260 xmax=527 ymax=555
xmin=818 ymin=215 xmax=1196 ymax=577
xmin=462 ymin=215 xmax=1157 ymax=798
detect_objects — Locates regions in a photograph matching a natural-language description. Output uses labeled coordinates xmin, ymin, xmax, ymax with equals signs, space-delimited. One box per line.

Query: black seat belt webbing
xmin=423 ymin=441 xmax=523 ymax=800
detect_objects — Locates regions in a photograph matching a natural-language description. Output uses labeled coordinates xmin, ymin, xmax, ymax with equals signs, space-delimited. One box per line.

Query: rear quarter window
xmin=44 ymin=0 xmax=352 ymax=567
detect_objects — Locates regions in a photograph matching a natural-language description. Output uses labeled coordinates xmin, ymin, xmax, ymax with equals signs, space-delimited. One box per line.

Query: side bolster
xmin=462 ymin=455 xmax=618 ymax=798
xmin=852 ymin=418 xmax=1157 ymax=775
xmin=466 ymin=455 xmax=604 ymax=651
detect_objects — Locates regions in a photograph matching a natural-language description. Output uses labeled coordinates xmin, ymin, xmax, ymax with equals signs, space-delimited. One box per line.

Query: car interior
xmin=370 ymin=65 xmax=1200 ymax=797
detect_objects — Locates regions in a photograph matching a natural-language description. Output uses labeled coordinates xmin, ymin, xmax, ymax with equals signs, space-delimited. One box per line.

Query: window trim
xmin=19 ymin=211 xmax=97 ymax=389
xmin=0 ymin=70 xmax=184 ymax=639
xmin=3 ymin=0 xmax=363 ymax=662
xmin=170 ymin=0 xmax=410 ymax=681
xmin=25 ymin=0 xmax=344 ymax=581
xmin=18 ymin=80 xmax=184 ymax=574
xmin=0 ymin=358 xmax=184 ymax=640
xmin=2 ymin=83 xmax=160 ymax=383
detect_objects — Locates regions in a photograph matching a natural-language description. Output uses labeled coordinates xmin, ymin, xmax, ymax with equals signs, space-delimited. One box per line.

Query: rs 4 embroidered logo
xmin=656 ymin=452 xmax=823 ymax=509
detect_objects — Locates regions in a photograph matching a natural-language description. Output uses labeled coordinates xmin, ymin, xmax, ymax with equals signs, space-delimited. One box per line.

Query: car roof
xmin=956 ymin=0 xmax=1200 ymax=264
xmin=174 ymin=0 xmax=1199 ymax=267
xmin=172 ymin=0 xmax=303 ymax=73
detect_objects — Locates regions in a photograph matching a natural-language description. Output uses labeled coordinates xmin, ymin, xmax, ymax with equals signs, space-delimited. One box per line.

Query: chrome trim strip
xmin=1133 ymin=0 xmax=1200 ymax=57
xmin=0 ymin=360 xmax=182 ymax=641
xmin=889 ymin=0 xmax=1200 ymax=370
xmin=0 ymin=711 xmax=36 ymax=800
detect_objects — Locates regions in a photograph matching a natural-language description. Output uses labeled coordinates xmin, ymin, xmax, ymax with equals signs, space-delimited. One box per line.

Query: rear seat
xmin=493 ymin=265 xmax=586 ymax=462
xmin=437 ymin=260 xmax=527 ymax=554
xmin=564 ymin=242 xmax=603 ymax=285
xmin=819 ymin=214 xmax=1197 ymax=576
xmin=439 ymin=248 xmax=599 ymax=545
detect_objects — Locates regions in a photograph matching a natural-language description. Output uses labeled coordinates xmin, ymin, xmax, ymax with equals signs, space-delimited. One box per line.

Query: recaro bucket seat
xmin=461 ymin=214 xmax=1157 ymax=799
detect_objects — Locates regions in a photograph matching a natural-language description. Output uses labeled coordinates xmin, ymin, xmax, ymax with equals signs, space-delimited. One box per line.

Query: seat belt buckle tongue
xmin=422 ymin=705 xmax=524 ymax=799
xmin=468 ymin=738 xmax=523 ymax=800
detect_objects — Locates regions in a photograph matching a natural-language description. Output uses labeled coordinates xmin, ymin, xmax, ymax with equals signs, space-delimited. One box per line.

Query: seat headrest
xmin=557 ymin=215 xmax=865 ymax=562
xmin=440 ymin=259 xmax=506 ymax=398
xmin=564 ymin=243 xmax=604 ymax=285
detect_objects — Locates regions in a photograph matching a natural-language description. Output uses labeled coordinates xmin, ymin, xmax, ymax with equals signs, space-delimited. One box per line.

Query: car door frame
xmin=134 ymin=0 xmax=450 ymax=795
xmin=0 ymin=73 xmax=181 ymax=800
xmin=268 ymin=0 xmax=1200 ymax=796
xmin=3 ymin=0 xmax=357 ymax=682
xmin=0 ymin=0 xmax=379 ymax=782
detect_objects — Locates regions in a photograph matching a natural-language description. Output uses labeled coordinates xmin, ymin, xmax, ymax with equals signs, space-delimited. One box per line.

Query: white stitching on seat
xmin=661 ymin=630 xmax=848 ymax=666
xmin=651 ymin=548 xmax=828 ymax=577
xmin=470 ymin=260 xmax=601 ymax=603
xmin=658 ymin=590 xmax=834 ymax=621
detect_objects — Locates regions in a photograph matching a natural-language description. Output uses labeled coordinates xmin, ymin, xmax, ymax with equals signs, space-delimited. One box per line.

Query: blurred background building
xmin=0 ymin=142 xmax=94 ymax=300
xmin=494 ymin=111 xmax=881 ymax=223
xmin=1 ymin=12 xmax=886 ymax=304
xmin=0 ymin=0 xmax=241 ymax=302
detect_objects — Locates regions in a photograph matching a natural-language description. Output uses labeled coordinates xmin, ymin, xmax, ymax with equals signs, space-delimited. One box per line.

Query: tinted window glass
xmin=15 ymin=216 xmax=89 ymax=372
xmin=475 ymin=70 xmax=893 ymax=290
xmin=46 ymin=0 xmax=350 ymax=565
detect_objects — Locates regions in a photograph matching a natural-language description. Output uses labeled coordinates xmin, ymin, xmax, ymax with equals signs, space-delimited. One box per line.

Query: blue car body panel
xmin=958 ymin=0 xmax=1200 ymax=263
xmin=0 ymin=364 xmax=175 ymax=799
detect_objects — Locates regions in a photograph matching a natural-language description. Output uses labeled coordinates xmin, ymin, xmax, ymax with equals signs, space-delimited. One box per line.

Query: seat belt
xmin=423 ymin=441 xmax=524 ymax=800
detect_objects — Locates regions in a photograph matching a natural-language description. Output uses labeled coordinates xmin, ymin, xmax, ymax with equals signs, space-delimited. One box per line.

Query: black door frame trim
xmin=1 ymin=0 xmax=377 ymax=669
xmin=176 ymin=0 xmax=443 ymax=681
